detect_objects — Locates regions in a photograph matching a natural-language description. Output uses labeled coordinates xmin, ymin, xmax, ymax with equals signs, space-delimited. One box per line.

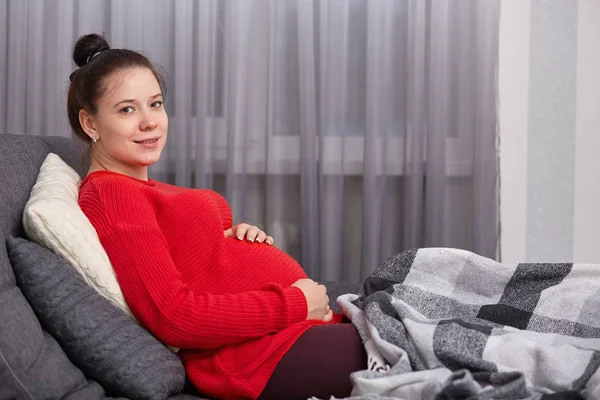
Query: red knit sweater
xmin=79 ymin=171 xmax=337 ymax=399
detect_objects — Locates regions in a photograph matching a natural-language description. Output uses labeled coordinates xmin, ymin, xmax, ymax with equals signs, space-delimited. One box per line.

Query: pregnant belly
xmin=184 ymin=238 xmax=308 ymax=295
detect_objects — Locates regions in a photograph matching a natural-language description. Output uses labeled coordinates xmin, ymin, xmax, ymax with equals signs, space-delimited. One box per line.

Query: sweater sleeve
xmin=79 ymin=177 xmax=308 ymax=349
xmin=101 ymin=223 xmax=308 ymax=349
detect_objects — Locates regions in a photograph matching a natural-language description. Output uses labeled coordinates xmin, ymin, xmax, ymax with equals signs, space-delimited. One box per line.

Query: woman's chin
xmin=140 ymin=159 xmax=160 ymax=167
xmin=136 ymin=153 xmax=163 ymax=167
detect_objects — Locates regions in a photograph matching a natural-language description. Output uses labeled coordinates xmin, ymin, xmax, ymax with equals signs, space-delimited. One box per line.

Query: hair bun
xmin=72 ymin=33 xmax=110 ymax=67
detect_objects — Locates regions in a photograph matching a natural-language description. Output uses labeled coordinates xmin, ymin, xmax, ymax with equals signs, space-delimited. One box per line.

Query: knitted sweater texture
xmin=79 ymin=171 xmax=332 ymax=399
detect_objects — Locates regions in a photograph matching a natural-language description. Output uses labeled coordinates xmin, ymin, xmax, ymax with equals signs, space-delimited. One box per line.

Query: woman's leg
xmin=259 ymin=322 xmax=366 ymax=400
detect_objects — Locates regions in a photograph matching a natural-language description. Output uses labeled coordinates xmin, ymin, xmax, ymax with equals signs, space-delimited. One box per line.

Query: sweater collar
xmin=83 ymin=170 xmax=156 ymax=187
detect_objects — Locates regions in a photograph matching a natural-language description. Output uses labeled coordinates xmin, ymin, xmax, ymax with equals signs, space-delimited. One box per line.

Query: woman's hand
xmin=223 ymin=223 xmax=274 ymax=245
xmin=291 ymin=279 xmax=333 ymax=322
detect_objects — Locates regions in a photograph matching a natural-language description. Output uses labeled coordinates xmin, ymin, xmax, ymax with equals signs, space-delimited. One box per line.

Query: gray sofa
xmin=0 ymin=133 xmax=360 ymax=400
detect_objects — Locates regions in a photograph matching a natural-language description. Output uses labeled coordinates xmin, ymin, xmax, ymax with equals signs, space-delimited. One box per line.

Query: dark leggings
xmin=259 ymin=321 xmax=366 ymax=400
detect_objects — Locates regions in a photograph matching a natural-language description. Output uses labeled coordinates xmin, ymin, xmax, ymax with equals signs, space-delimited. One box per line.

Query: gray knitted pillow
xmin=0 ymin=242 xmax=107 ymax=399
xmin=7 ymin=236 xmax=186 ymax=400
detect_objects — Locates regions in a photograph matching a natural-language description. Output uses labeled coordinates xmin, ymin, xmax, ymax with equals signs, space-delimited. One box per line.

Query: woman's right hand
xmin=291 ymin=279 xmax=333 ymax=322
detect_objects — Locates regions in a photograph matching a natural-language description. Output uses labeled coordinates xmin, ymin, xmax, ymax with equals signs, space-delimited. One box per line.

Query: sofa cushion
xmin=7 ymin=236 xmax=186 ymax=400
xmin=22 ymin=153 xmax=134 ymax=318
xmin=319 ymin=280 xmax=362 ymax=313
xmin=0 ymin=243 xmax=107 ymax=399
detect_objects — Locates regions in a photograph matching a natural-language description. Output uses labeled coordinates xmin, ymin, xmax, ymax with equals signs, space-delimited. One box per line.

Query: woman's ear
xmin=79 ymin=109 xmax=98 ymax=141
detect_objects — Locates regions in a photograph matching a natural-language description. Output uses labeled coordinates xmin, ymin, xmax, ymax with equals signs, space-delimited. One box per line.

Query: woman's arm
xmin=102 ymin=222 xmax=308 ymax=349
xmin=79 ymin=177 xmax=310 ymax=349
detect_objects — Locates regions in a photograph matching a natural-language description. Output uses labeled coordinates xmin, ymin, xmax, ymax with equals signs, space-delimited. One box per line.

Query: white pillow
xmin=22 ymin=153 xmax=135 ymax=319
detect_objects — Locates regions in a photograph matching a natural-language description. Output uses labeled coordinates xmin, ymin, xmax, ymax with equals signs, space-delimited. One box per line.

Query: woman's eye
xmin=120 ymin=106 xmax=134 ymax=114
xmin=151 ymin=101 xmax=163 ymax=108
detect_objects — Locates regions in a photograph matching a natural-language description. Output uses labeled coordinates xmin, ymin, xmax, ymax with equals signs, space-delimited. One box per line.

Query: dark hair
xmin=67 ymin=33 xmax=167 ymax=143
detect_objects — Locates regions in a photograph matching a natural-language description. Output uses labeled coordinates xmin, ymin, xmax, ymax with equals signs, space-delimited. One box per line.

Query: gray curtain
xmin=0 ymin=0 xmax=500 ymax=282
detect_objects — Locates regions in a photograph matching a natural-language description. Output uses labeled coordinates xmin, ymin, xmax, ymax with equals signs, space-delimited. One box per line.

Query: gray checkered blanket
xmin=335 ymin=248 xmax=600 ymax=400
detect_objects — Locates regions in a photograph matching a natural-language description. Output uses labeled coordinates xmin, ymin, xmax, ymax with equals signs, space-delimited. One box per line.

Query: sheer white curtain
xmin=0 ymin=0 xmax=501 ymax=282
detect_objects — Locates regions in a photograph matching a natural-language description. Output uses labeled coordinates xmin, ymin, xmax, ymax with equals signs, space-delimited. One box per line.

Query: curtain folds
xmin=0 ymin=0 xmax=501 ymax=281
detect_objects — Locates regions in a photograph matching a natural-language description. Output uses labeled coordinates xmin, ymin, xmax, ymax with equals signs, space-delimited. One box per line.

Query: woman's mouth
xmin=134 ymin=137 xmax=160 ymax=148
xmin=134 ymin=138 xmax=158 ymax=144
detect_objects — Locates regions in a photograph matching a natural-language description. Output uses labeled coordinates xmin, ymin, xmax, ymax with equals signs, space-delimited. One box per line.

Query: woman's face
xmin=88 ymin=67 xmax=168 ymax=172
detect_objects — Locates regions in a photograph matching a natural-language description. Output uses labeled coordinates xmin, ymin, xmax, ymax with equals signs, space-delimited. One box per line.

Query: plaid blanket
xmin=335 ymin=248 xmax=600 ymax=400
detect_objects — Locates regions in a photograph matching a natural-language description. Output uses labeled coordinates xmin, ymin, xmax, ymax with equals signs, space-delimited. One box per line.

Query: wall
xmin=500 ymin=0 xmax=600 ymax=263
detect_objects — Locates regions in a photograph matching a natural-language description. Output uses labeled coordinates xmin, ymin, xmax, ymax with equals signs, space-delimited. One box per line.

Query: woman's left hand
xmin=224 ymin=223 xmax=274 ymax=245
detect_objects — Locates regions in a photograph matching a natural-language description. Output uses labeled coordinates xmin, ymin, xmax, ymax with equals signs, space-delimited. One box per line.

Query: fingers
xmin=233 ymin=223 xmax=250 ymax=240
xmin=223 ymin=227 xmax=235 ymax=239
xmin=232 ymin=223 xmax=258 ymax=242
xmin=321 ymin=286 xmax=331 ymax=321
xmin=245 ymin=226 xmax=260 ymax=242
xmin=323 ymin=308 xmax=333 ymax=322
xmin=293 ymin=279 xmax=332 ymax=321
xmin=231 ymin=223 xmax=272 ymax=244
xmin=254 ymin=229 xmax=267 ymax=243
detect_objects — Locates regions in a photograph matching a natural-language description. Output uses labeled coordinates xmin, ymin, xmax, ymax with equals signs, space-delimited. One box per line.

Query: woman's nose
xmin=140 ymin=113 xmax=158 ymax=131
